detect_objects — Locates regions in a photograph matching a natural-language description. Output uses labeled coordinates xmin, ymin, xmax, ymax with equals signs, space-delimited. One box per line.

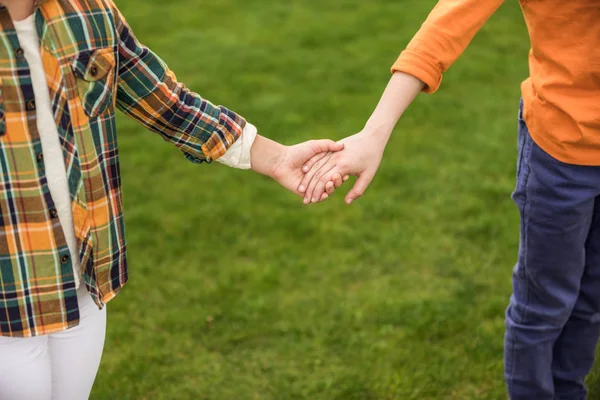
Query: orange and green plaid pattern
xmin=0 ymin=0 xmax=246 ymax=337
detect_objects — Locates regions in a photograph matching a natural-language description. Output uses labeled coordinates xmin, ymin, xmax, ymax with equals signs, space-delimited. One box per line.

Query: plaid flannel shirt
xmin=0 ymin=0 xmax=246 ymax=337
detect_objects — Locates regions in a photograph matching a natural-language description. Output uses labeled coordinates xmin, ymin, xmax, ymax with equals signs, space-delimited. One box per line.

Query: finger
xmin=345 ymin=172 xmax=374 ymax=205
xmin=331 ymin=173 xmax=343 ymax=189
xmin=299 ymin=152 xmax=332 ymax=195
xmin=325 ymin=181 xmax=336 ymax=195
xmin=308 ymin=139 xmax=344 ymax=155
xmin=312 ymin=178 xmax=330 ymax=203
xmin=320 ymin=192 xmax=329 ymax=201
xmin=301 ymin=152 xmax=329 ymax=175
xmin=307 ymin=164 xmax=338 ymax=203
xmin=317 ymin=171 xmax=345 ymax=199
xmin=302 ymin=154 xmax=334 ymax=203
xmin=316 ymin=170 xmax=351 ymax=202
xmin=322 ymin=173 xmax=342 ymax=197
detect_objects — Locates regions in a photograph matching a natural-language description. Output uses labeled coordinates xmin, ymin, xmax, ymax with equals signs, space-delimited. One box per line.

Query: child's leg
xmin=48 ymin=286 xmax=107 ymax=400
xmin=504 ymin=108 xmax=600 ymax=400
xmin=0 ymin=334 xmax=52 ymax=399
xmin=551 ymin=206 xmax=600 ymax=399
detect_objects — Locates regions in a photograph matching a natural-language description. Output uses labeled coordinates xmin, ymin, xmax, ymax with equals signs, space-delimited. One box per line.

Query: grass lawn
xmin=92 ymin=1 xmax=600 ymax=398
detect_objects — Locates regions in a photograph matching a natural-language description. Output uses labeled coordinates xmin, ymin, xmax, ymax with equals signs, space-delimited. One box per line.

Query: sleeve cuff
xmin=215 ymin=122 xmax=257 ymax=169
xmin=391 ymin=49 xmax=443 ymax=94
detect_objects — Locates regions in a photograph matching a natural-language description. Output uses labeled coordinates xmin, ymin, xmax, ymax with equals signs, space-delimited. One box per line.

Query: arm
xmin=394 ymin=0 xmax=504 ymax=94
xmin=106 ymin=1 xmax=344 ymax=195
xmin=359 ymin=71 xmax=424 ymax=146
xmin=108 ymin=0 xmax=245 ymax=164
xmin=300 ymin=0 xmax=505 ymax=204
xmin=299 ymin=72 xmax=423 ymax=205
xmin=250 ymin=135 xmax=344 ymax=196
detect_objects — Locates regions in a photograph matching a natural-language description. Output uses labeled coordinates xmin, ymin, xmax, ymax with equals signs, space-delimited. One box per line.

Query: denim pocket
xmin=512 ymin=100 xmax=532 ymax=209
xmin=516 ymin=102 xmax=529 ymax=176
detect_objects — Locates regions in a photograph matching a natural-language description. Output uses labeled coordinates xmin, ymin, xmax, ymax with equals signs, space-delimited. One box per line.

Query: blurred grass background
xmin=92 ymin=0 xmax=600 ymax=398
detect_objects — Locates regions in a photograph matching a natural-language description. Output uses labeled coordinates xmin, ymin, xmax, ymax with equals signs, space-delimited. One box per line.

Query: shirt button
xmin=61 ymin=255 xmax=69 ymax=264
xmin=90 ymin=66 xmax=98 ymax=77
xmin=49 ymin=208 xmax=58 ymax=218
xmin=26 ymin=99 xmax=36 ymax=111
xmin=36 ymin=152 xmax=44 ymax=162
xmin=15 ymin=48 xmax=24 ymax=57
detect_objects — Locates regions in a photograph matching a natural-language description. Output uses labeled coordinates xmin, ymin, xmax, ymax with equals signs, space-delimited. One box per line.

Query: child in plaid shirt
xmin=0 ymin=0 xmax=343 ymax=398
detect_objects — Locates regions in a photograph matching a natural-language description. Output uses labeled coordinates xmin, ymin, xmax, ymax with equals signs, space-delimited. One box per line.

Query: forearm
xmin=249 ymin=135 xmax=285 ymax=178
xmin=364 ymin=72 xmax=424 ymax=141
xmin=110 ymin=0 xmax=245 ymax=164
xmin=367 ymin=1 xmax=502 ymax=141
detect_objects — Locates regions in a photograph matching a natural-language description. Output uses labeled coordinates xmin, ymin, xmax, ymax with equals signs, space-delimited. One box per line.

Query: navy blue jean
xmin=505 ymin=102 xmax=600 ymax=399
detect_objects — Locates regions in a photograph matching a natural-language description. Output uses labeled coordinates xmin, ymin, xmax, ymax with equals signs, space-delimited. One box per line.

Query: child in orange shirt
xmin=301 ymin=1 xmax=600 ymax=398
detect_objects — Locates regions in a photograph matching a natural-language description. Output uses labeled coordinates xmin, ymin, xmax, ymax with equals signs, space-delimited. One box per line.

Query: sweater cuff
xmin=391 ymin=49 xmax=443 ymax=94
xmin=215 ymin=122 xmax=257 ymax=169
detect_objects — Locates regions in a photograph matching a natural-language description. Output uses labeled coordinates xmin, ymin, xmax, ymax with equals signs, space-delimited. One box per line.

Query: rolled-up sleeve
xmin=216 ymin=123 xmax=257 ymax=169
xmin=392 ymin=0 xmax=504 ymax=94
xmin=108 ymin=0 xmax=246 ymax=163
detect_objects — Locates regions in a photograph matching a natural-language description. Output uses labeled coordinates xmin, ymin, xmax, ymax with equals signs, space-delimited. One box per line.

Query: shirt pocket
xmin=71 ymin=47 xmax=117 ymax=118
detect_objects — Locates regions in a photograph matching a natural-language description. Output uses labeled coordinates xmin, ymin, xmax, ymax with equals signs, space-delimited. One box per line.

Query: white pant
xmin=0 ymin=286 xmax=106 ymax=400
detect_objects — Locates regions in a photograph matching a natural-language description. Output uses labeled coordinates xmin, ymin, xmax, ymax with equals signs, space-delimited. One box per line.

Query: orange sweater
xmin=392 ymin=0 xmax=600 ymax=165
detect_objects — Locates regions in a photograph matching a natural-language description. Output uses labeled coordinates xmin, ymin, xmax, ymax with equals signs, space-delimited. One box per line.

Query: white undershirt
xmin=14 ymin=15 xmax=83 ymax=288
xmin=13 ymin=15 xmax=256 ymax=289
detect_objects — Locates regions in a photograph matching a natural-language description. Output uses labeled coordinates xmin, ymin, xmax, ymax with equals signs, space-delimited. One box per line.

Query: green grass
xmin=92 ymin=1 xmax=600 ymax=398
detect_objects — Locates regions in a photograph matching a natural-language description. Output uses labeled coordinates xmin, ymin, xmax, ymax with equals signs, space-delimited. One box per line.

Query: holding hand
xmin=250 ymin=135 xmax=344 ymax=197
xmin=298 ymin=71 xmax=425 ymax=205
xmin=248 ymin=72 xmax=423 ymax=203
xmin=298 ymin=130 xmax=387 ymax=205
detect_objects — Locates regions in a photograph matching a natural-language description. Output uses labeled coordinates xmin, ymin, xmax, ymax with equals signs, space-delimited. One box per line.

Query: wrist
xmin=250 ymin=135 xmax=287 ymax=179
xmin=362 ymin=121 xmax=395 ymax=143
xmin=361 ymin=71 xmax=423 ymax=142
xmin=267 ymin=145 xmax=288 ymax=181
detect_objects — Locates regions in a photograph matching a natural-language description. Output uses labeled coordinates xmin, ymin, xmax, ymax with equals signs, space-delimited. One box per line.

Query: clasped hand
xmin=296 ymin=130 xmax=386 ymax=205
xmin=257 ymin=130 xmax=386 ymax=205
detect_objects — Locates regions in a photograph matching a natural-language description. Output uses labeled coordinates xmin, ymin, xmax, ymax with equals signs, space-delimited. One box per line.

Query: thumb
xmin=345 ymin=172 xmax=374 ymax=205
xmin=308 ymin=139 xmax=344 ymax=155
